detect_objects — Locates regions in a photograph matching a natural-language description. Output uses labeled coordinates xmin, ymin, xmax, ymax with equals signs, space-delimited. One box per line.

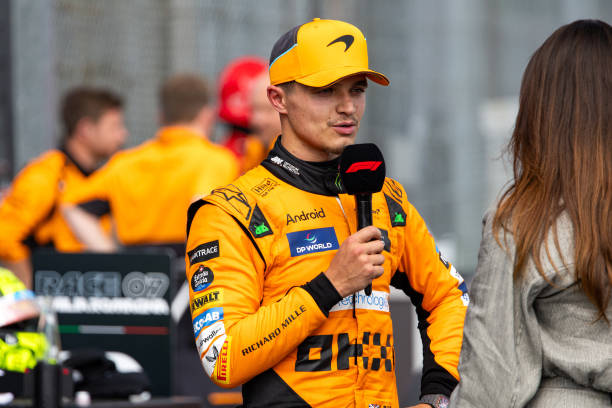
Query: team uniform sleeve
xmin=0 ymin=160 xmax=59 ymax=262
xmin=391 ymin=193 xmax=468 ymax=398
xmin=185 ymin=203 xmax=339 ymax=388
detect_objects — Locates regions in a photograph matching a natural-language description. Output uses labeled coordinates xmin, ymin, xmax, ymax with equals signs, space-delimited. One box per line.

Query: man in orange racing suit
xmin=0 ymin=87 xmax=126 ymax=287
xmin=185 ymin=19 xmax=468 ymax=408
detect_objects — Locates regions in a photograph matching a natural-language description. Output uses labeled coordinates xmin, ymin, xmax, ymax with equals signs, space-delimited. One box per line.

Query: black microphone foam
xmin=339 ymin=143 xmax=386 ymax=296
xmin=339 ymin=143 xmax=386 ymax=195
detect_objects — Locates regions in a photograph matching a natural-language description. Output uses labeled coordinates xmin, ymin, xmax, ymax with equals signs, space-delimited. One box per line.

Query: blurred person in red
xmin=0 ymin=87 xmax=126 ymax=288
xmin=248 ymin=66 xmax=282 ymax=162
xmin=218 ymin=56 xmax=280 ymax=173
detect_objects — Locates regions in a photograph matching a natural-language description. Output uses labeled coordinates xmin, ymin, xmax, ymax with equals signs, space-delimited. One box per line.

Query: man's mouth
xmin=332 ymin=121 xmax=357 ymax=135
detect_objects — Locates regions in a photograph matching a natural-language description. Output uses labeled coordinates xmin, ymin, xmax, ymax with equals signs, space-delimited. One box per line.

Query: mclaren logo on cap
xmin=327 ymin=35 xmax=354 ymax=52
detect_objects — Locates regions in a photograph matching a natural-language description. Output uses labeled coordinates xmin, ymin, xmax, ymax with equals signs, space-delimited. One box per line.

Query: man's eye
xmin=316 ymin=88 xmax=333 ymax=95
xmin=352 ymin=87 xmax=366 ymax=93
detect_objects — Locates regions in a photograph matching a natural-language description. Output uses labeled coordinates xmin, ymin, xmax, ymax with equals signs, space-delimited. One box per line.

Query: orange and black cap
xmin=269 ymin=18 xmax=389 ymax=87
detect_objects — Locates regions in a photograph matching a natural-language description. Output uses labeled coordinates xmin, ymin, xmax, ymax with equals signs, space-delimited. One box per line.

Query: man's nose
xmin=336 ymin=93 xmax=357 ymax=115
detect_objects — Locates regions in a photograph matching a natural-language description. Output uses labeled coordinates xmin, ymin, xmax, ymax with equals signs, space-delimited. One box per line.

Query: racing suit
xmin=0 ymin=148 xmax=110 ymax=263
xmin=64 ymin=126 xmax=239 ymax=246
xmin=185 ymin=138 xmax=468 ymax=407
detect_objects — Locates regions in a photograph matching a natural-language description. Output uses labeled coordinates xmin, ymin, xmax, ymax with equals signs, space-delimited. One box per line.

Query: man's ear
xmin=267 ymin=85 xmax=288 ymax=115
xmin=72 ymin=117 xmax=95 ymax=142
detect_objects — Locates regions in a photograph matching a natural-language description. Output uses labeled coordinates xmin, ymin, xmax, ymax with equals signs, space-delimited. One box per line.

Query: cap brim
xmin=295 ymin=67 xmax=389 ymax=87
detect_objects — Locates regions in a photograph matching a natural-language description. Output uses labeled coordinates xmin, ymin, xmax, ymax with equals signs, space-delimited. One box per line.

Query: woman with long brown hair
xmin=450 ymin=20 xmax=612 ymax=407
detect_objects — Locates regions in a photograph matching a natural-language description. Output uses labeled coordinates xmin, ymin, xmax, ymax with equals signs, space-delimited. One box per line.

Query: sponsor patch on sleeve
xmin=201 ymin=334 xmax=226 ymax=377
xmin=191 ymin=265 xmax=214 ymax=292
xmin=190 ymin=289 xmax=223 ymax=314
xmin=449 ymin=264 xmax=470 ymax=306
xmin=192 ymin=307 xmax=223 ymax=337
xmin=213 ymin=336 xmax=231 ymax=385
xmin=196 ymin=320 xmax=225 ymax=356
xmin=188 ymin=240 xmax=220 ymax=266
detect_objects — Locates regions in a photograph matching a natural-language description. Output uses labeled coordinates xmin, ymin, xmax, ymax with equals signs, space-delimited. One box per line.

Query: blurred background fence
xmin=3 ymin=0 xmax=610 ymax=276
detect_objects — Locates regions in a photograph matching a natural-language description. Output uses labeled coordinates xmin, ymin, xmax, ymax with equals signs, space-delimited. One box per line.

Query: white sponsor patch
xmin=461 ymin=293 xmax=470 ymax=306
xmin=196 ymin=321 xmax=225 ymax=355
xmin=450 ymin=265 xmax=464 ymax=284
xmin=201 ymin=334 xmax=226 ymax=377
xmin=330 ymin=290 xmax=390 ymax=313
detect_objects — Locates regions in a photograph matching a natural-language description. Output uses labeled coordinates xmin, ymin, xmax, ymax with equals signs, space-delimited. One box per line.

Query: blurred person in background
xmin=218 ymin=56 xmax=279 ymax=173
xmin=450 ymin=19 xmax=612 ymax=408
xmin=0 ymin=87 xmax=126 ymax=288
xmin=185 ymin=19 xmax=467 ymax=408
xmin=61 ymin=73 xmax=239 ymax=400
xmin=248 ymin=65 xmax=282 ymax=160
xmin=61 ymin=73 xmax=238 ymax=254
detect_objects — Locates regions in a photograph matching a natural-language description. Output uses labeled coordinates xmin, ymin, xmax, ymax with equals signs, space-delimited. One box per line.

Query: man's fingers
xmin=364 ymin=239 xmax=385 ymax=255
xmin=370 ymin=253 xmax=385 ymax=266
xmin=371 ymin=265 xmax=384 ymax=278
xmin=353 ymin=225 xmax=382 ymax=242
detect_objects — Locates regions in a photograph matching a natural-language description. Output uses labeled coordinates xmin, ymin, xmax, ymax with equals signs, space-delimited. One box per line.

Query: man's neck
xmin=163 ymin=122 xmax=207 ymax=140
xmin=64 ymin=137 xmax=98 ymax=173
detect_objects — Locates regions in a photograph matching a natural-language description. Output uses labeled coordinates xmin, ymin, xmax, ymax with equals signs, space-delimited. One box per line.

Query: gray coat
xmin=450 ymin=211 xmax=612 ymax=407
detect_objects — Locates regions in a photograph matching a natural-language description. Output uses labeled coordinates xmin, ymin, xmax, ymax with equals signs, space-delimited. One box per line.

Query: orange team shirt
xmin=241 ymin=135 xmax=278 ymax=174
xmin=63 ymin=126 xmax=239 ymax=246
xmin=0 ymin=150 xmax=111 ymax=262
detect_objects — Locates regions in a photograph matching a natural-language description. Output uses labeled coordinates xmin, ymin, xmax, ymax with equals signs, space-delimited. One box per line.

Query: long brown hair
xmin=493 ymin=20 xmax=612 ymax=321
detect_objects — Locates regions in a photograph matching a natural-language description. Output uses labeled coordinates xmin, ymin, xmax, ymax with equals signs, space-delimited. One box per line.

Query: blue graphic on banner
xmin=192 ymin=307 xmax=223 ymax=337
xmin=287 ymin=227 xmax=340 ymax=257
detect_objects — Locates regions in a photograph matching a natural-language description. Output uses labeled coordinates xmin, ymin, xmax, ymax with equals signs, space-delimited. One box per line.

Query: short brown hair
xmin=159 ymin=74 xmax=211 ymax=125
xmin=61 ymin=87 xmax=123 ymax=138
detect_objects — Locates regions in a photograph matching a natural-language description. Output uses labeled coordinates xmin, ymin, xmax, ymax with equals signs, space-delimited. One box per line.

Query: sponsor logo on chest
xmin=251 ymin=178 xmax=279 ymax=197
xmin=286 ymin=207 xmax=326 ymax=225
xmin=287 ymin=227 xmax=339 ymax=257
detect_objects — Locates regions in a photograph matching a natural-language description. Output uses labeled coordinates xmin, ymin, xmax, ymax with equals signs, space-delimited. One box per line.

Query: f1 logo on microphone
xmin=345 ymin=161 xmax=383 ymax=173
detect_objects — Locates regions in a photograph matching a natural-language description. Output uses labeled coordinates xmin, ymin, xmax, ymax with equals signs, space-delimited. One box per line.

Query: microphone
xmin=339 ymin=143 xmax=386 ymax=296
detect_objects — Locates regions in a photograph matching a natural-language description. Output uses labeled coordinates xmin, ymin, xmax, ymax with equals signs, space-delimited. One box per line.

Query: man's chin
xmin=330 ymin=138 xmax=356 ymax=155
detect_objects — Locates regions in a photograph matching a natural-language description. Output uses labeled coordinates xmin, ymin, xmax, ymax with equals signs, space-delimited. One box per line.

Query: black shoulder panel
xmin=186 ymin=199 xmax=207 ymax=239
xmin=78 ymin=199 xmax=111 ymax=216
xmin=384 ymin=193 xmax=406 ymax=227
xmin=249 ymin=204 xmax=273 ymax=238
